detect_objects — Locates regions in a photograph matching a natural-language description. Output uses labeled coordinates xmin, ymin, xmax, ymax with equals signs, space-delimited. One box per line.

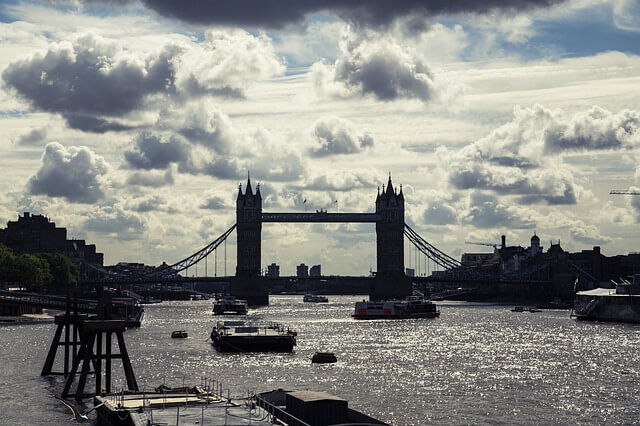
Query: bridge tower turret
xmin=373 ymin=175 xmax=410 ymax=300
xmin=233 ymin=175 xmax=267 ymax=305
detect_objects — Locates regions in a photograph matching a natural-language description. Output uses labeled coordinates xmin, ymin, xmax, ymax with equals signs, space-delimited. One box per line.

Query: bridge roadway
xmin=261 ymin=212 xmax=380 ymax=222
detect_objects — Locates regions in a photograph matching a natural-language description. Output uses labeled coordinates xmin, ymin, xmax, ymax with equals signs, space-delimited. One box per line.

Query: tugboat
xmin=210 ymin=321 xmax=296 ymax=352
xmin=352 ymin=295 xmax=440 ymax=319
xmin=212 ymin=295 xmax=248 ymax=315
xmin=574 ymin=275 xmax=640 ymax=323
xmin=303 ymin=294 xmax=329 ymax=303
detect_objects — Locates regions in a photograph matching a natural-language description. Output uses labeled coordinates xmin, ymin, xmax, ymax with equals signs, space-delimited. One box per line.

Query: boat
xmin=511 ymin=306 xmax=542 ymax=313
xmin=352 ymin=295 xmax=440 ymax=319
xmin=171 ymin=330 xmax=188 ymax=338
xmin=210 ymin=321 xmax=296 ymax=352
xmin=311 ymin=351 xmax=337 ymax=363
xmin=94 ymin=382 xmax=278 ymax=425
xmin=212 ymin=295 xmax=248 ymax=315
xmin=256 ymin=389 xmax=389 ymax=425
xmin=573 ymin=275 xmax=640 ymax=323
xmin=303 ymin=294 xmax=329 ymax=303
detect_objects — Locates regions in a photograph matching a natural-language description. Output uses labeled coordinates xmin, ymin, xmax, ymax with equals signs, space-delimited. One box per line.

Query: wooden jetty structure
xmin=41 ymin=292 xmax=138 ymax=400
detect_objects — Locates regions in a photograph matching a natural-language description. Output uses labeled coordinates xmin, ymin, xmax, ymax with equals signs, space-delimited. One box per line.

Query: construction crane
xmin=610 ymin=190 xmax=640 ymax=195
xmin=465 ymin=241 xmax=498 ymax=249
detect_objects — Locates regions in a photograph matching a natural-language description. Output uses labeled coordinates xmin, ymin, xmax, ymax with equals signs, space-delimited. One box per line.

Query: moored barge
xmin=210 ymin=321 xmax=296 ymax=352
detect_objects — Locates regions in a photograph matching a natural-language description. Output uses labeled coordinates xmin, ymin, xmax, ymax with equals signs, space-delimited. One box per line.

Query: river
xmin=1 ymin=296 xmax=639 ymax=425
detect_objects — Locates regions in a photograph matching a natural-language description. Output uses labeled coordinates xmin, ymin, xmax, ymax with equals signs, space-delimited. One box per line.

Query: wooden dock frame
xmin=41 ymin=292 xmax=139 ymax=401
xmin=61 ymin=318 xmax=138 ymax=400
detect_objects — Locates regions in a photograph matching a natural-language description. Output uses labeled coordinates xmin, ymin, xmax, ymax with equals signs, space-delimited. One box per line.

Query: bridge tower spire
xmin=373 ymin=174 xmax=410 ymax=300
xmin=233 ymin=174 xmax=267 ymax=305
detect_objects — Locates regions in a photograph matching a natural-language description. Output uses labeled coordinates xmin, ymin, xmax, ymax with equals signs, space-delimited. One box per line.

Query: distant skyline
xmin=1 ymin=0 xmax=639 ymax=274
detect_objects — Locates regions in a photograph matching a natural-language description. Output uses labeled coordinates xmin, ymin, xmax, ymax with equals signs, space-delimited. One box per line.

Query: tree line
xmin=0 ymin=243 xmax=79 ymax=292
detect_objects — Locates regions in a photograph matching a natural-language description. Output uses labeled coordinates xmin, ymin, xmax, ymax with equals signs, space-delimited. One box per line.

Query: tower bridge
xmin=235 ymin=175 xmax=407 ymax=305
xmin=81 ymin=174 xmax=571 ymax=306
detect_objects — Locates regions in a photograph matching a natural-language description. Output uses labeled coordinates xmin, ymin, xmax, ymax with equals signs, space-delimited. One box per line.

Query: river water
xmin=1 ymin=296 xmax=640 ymax=425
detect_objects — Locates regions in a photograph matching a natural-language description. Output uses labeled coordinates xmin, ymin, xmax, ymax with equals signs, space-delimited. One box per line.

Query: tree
xmin=35 ymin=252 xmax=79 ymax=288
xmin=15 ymin=254 xmax=53 ymax=291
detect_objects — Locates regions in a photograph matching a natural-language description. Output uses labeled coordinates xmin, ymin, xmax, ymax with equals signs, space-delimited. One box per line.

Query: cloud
xmin=28 ymin=142 xmax=109 ymax=203
xmin=423 ymin=203 xmax=458 ymax=226
xmin=544 ymin=106 xmax=640 ymax=153
xmin=12 ymin=125 xmax=49 ymax=146
xmin=309 ymin=117 xmax=374 ymax=156
xmin=91 ymin=0 xmax=566 ymax=28
xmin=84 ymin=205 xmax=145 ymax=240
xmin=174 ymin=29 xmax=284 ymax=98
xmin=298 ymin=170 xmax=377 ymax=192
xmin=3 ymin=30 xmax=284 ymax=132
xmin=124 ymin=195 xmax=171 ymax=213
xmin=2 ymin=33 xmax=179 ymax=131
xmin=312 ymin=29 xmax=436 ymax=101
xmin=126 ymin=169 xmax=175 ymax=187
xmin=438 ymin=104 xmax=640 ymax=205
xmin=463 ymin=192 xmax=535 ymax=229
xmin=124 ymin=132 xmax=190 ymax=170
xmin=200 ymin=192 xmax=233 ymax=210
xmin=569 ymin=220 xmax=613 ymax=245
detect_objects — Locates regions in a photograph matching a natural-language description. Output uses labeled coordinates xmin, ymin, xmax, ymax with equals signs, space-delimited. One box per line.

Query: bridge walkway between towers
xmin=261 ymin=213 xmax=381 ymax=222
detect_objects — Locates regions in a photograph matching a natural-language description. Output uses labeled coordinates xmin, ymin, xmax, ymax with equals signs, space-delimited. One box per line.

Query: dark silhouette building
xmin=373 ymin=175 xmax=410 ymax=299
xmin=0 ymin=212 xmax=103 ymax=265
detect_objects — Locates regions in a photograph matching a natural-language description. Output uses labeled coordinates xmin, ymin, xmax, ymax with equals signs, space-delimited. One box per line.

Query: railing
xmin=0 ymin=290 xmax=97 ymax=312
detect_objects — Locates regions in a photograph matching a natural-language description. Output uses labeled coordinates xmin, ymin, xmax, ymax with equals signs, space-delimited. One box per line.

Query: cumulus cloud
xmin=12 ymin=125 xmax=49 ymax=146
xmin=124 ymin=195 xmax=171 ymax=213
xmin=438 ymin=104 xmax=640 ymax=205
xmin=84 ymin=205 xmax=145 ymax=240
xmin=3 ymin=30 xmax=284 ymax=132
xmin=312 ymin=29 xmax=436 ymax=101
xmin=175 ymin=29 xmax=284 ymax=98
xmin=124 ymin=132 xmax=190 ymax=170
xmin=297 ymin=170 xmax=377 ymax=192
xmin=569 ymin=221 xmax=613 ymax=245
xmin=544 ymin=107 xmax=640 ymax=153
xmin=28 ymin=142 xmax=109 ymax=203
xmin=463 ymin=192 xmax=535 ymax=229
xmin=2 ymin=33 xmax=179 ymax=131
xmin=309 ymin=117 xmax=374 ymax=156
xmin=423 ymin=203 xmax=458 ymax=226
xmin=126 ymin=169 xmax=175 ymax=187
xmin=87 ymin=0 xmax=566 ymax=28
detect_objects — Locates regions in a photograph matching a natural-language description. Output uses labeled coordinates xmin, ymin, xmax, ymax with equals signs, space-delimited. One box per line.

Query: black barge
xmin=210 ymin=321 xmax=296 ymax=352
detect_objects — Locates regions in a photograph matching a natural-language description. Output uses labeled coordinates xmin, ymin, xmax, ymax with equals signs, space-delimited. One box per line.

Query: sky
xmin=1 ymin=0 xmax=640 ymax=276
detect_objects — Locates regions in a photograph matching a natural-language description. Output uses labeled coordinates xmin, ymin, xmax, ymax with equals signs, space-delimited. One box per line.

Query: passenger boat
xmin=171 ymin=330 xmax=188 ymax=338
xmin=210 ymin=321 xmax=296 ymax=352
xmin=352 ymin=295 xmax=440 ymax=319
xmin=574 ymin=275 xmax=640 ymax=323
xmin=303 ymin=294 xmax=329 ymax=303
xmin=311 ymin=351 xmax=337 ymax=363
xmin=212 ymin=295 xmax=248 ymax=315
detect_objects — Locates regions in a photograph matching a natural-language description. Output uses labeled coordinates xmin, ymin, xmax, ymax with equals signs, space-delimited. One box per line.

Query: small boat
xmin=210 ymin=321 xmax=296 ymax=352
xmin=303 ymin=294 xmax=328 ymax=303
xmin=171 ymin=330 xmax=188 ymax=338
xmin=311 ymin=352 xmax=337 ymax=364
xmin=352 ymin=295 xmax=439 ymax=319
xmin=511 ymin=306 xmax=541 ymax=313
xmin=212 ymin=295 xmax=248 ymax=315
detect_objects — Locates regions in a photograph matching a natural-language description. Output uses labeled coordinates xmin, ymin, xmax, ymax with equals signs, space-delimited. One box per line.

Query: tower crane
xmin=610 ymin=190 xmax=640 ymax=195
xmin=465 ymin=241 xmax=498 ymax=250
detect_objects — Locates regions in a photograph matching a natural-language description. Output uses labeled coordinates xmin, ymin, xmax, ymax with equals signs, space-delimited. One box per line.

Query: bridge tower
xmin=372 ymin=175 xmax=411 ymax=300
xmin=232 ymin=175 xmax=268 ymax=305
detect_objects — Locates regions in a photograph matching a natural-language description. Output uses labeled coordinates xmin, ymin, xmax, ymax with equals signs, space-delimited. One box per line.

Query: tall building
xmin=296 ymin=263 xmax=309 ymax=278
xmin=0 ymin=212 xmax=103 ymax=265
xmin=310 ymin=264 xmax=321 ymax=277
xmin=267 ymin=263 xmax=280 ymax=277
